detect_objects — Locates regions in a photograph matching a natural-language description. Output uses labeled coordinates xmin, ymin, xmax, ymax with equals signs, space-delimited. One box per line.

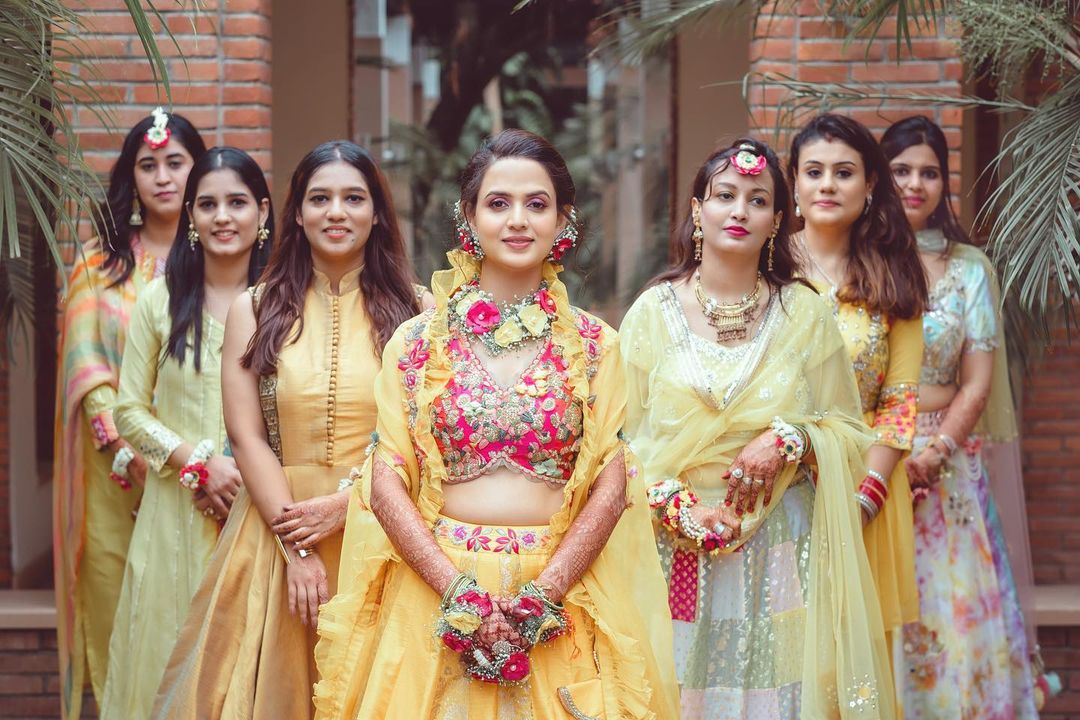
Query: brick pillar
xmin=60 ymin=0 xmax=273 ymax=192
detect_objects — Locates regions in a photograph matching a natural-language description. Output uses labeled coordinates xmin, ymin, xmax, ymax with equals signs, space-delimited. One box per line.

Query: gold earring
xmin=257 ymin=224 xmax=269 ymax=250
xmin=187 ymin=225 xmax=199 ymax=251
xmin=767 ymin=232 xmax=776 ymax=272
xmin=129 ymin=192 xmax=143 ymax=227
xmin=692 ymin=208 xmax=704 ymax=262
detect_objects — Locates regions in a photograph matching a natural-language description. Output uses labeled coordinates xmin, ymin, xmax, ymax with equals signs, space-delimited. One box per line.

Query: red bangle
xmin=858 ymin=478 xmax=888 ymax=508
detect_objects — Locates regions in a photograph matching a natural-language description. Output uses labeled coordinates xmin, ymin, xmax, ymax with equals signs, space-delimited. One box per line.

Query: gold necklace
xmin=693 ymin=271 xmax=761 ymax=342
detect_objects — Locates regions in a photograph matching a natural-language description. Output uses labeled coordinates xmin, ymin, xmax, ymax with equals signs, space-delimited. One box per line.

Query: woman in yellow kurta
xmin=789 ymin=114 xmax=928 ymax=660
xmin=153 ymin=141 xmax=423 ymax=720
xmin=52 ymin=109 xmax=205 ymax=720
xmin=100 ymin=148 xmax=274 ymax=718
xmin=624 ymin=139 xmax=894 ymax=719
xmin=313 ymin=129 xmax=678 ymax=719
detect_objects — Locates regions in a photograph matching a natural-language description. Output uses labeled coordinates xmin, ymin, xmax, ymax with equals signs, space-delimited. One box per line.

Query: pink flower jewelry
xmin=143 ymin=106 xmax=171 ymax=150
xmin=646 ymin=478 xmax=731 ymax=556
xmin=449 ymin=280 xmax=556 ymax=357
xmin=732 ymin=143 xmax=767 ymax=176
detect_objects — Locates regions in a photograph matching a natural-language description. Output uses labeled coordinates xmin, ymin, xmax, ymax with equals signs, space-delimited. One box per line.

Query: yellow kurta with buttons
xmin=153 ymin=267 xmax=380 ymax=720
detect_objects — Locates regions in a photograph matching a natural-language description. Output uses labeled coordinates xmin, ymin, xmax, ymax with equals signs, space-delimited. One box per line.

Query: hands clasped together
xmin=436 ymin=574 xmax=570 ymax=685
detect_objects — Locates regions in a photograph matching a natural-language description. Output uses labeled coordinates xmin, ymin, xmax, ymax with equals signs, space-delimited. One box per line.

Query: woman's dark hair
xmin=789 ymin=113 xmax=927 ymax=319
xmin=165 ymin=147 xmax=274 ymax=371
xmin=651 ymin=137 xmax=801 ymax=293
xmin=459 ymin=128 xmax=578 ymax=231
xmin=101 ymin=112 xmax=207 ymax=286
xmin=241 ymin=141 xmax=420 ymax=373
xmin=880 ymin=115 xmax=969 ymax=249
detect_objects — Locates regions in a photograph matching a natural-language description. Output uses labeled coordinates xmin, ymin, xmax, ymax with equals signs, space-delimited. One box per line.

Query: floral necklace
xmin=450 ymin=280 xmax=557 ymax=356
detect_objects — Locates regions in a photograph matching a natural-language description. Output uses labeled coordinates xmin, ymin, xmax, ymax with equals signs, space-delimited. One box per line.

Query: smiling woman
xmin=52 ymin=109 xmax=206 ymax=720
xmin=153 ymin=141 xmax=423 ymax=720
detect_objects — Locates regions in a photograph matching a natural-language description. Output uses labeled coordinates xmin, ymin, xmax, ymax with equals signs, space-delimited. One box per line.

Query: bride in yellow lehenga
xmin=314 ymin=129 xmax=678 ymax=719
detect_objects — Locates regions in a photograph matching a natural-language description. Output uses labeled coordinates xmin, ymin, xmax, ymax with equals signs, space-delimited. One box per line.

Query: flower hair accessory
xmin=732 ymin=143 xmax=767 ymax=176
xmin=143 ymin=106 xmax=171 ymax=150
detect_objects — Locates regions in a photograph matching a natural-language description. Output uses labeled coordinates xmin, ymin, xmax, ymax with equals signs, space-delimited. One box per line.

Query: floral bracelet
xmin=648 ymin=479 xmax=730 ymax=555
xmin=510 ymin=581 xmax=571 ymax=647
xmin=179 ymin=439 xmax=214 ymax=491
xmin=110 ymin=446 xmax=135 ymax=490
xmin=770 ymin=417 xmax=808 ymax=464
xmin=435 ymin=575 xmax=491 ymax=654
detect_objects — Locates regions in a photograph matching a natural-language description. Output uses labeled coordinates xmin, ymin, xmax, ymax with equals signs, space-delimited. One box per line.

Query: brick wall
xmin=748 ymin=0 xmax=965 ymax=196
xmin=0 ymin=629 xmax=94 ymax=719
xmin=57 ymin=0 xmax=273 ymax=266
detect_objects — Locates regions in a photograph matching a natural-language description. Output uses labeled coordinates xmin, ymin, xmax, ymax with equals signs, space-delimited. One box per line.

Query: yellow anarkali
xmin=101 ymin=278 xmax=225 ymax=718
xmin=153 ymin=267 xmax=378 ymax=720
xmin=313 ymin=251 xmax=679 ymax=719
xmin=53 ymin=238 xmax=163 ymax=720
xmin=622 ymin=282 xmax=896 ymax=719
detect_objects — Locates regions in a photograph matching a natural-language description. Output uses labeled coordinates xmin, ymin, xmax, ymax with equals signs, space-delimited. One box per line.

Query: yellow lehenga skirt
xmin=862 ymin=459 xmax=919 ymax=632
xmin=152 ymin=466 xmax=343 ymax=720
xmin=317 ymin=515 xmax=613 ymax=720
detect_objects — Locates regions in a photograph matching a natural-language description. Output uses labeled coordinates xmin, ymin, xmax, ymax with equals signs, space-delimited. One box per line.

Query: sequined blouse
xmin=429 ymin=330 xmax=584 ymax=487
xmin=815 ymin=283 xmax=923 ymax=450
xmin=921 ymin=256 xmax=998 ymax=385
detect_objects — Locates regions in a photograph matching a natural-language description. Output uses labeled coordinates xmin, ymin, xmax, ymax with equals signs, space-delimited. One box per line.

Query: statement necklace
xmin=693 ymin=271 xmax=761 ymax=342
xmin=450 ymin=280 xmax=557 ymax=357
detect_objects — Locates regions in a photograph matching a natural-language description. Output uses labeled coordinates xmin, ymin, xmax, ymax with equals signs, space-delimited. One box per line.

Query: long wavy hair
xmin=241 ymin=141 xmax=420 ymax=373
xmin=651 ymin=138 xmax=801 ymax=293
xmin=789 ymin=113 xmax=927 ymax=319
xmin=101 ymin=112 xmax=207 ymax=286
xmin=880 ymin=115 xmax=970 ymax=249
xmin=164 ymin=147 xmax=274 ymax=371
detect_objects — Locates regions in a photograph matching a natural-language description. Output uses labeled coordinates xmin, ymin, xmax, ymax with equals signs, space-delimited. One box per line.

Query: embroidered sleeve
xmin=962 ymin=262 xmax=999 ymax=354
xmin=113 ymin=289 xmax=185 ymax=472
xmin=871 ymin=316 xmax=922 ymax=450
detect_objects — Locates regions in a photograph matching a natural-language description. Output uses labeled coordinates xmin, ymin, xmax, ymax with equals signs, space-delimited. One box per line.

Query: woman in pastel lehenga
xmin=881 ymin=115 xmax=1042 ymax=718
xmin=153 ymin=141 xmax=423 ymax=720
xmin=623 ymin=138 xmax=894 ymax=719
xmin=789 ymin=114 xmax=928 ymax=690
xmin=53 ymin=108 xmax=206 ymax=720
xmin=313 ymin=129 xmax=679 ymax=719
xmin=100 ymin=147 xmax=273 ymax=718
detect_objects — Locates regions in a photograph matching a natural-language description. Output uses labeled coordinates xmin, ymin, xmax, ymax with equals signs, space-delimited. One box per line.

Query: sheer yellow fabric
xmin=314 ymin=250 xmax=679 ymax=719
xmin=622 ymin=283 xmax=896 ymax=719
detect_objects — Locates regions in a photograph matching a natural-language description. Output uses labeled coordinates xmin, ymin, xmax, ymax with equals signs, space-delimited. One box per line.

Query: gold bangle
xmin=274 ymin=535 xmax=291 ymax=565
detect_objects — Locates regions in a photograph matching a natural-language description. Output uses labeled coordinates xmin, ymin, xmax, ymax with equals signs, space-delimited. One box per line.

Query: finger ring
xmin=712 ymin=522 xmax=729 ymax=536
xmin=741 ymin=476 xmax=752 ymax=487
xmin=203 ymin=507 xmax=215 ymax=517
xmin=297 ymin=547 xmax=314 ymax=559
xmin=753 ymin=478 xmax=765 ymax=487
xmin=731 ymin=468 xmax=744 ymax=480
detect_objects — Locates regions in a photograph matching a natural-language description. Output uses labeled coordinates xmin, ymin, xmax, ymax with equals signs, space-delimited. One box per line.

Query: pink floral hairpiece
xmin=143 ymin=106 xmax=171 ymax=150
xmin=732 ymin=143 xmax=767 ymax=176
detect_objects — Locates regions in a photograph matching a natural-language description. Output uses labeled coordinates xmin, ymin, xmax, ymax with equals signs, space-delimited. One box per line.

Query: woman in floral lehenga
xmin=623 ymin=138 xmax=894 ymax=719
xmin=52 ymin=109 xmax=205 ymax=720
xmin=789 ymin=114 xmax=928 ymax=689
xmin=882 ymin=116 xmax=1040 ymax=718
xmin=313 ymin=129 xmax=678 ymax=719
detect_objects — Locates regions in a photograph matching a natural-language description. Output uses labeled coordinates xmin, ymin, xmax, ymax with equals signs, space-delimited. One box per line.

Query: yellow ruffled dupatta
xmin=622 ymin=283 xmax=896 ymax=719
xmin=314 ymin=250 xmax=678 ymax=719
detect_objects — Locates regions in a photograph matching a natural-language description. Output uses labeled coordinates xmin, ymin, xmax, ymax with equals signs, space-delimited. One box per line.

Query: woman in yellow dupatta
xmin=314 ymin=129 xmax=678 ymax=719
xmin=623 ymin=139 xmax=894 ymax=719
xmin=789 ymin=114 xmax=928 ymax=673
xmin=52 ymin=109 xmax=205 ymax=720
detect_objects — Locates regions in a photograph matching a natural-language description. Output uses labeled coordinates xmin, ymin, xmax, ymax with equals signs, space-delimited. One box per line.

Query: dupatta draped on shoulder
xmin=621 ymin=282 xmax=896 ymax=719
xmin=314 ymin=250 xmax=678 ymax=719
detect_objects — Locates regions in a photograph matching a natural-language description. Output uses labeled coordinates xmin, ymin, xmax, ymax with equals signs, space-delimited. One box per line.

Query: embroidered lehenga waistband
xmin=915 ymin=409 xmax=948 ymax=436
xmin=433 ymin=516 xmax=552 ymax=555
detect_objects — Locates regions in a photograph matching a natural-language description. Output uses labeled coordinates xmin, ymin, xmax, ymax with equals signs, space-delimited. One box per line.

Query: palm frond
xmin=820 ymin=0 xmax=945 ymax=49
xmin=953 ymin=0 xmax=1080 ymax=86
xmin=982 ymin=76 xmax=1080 ymax=332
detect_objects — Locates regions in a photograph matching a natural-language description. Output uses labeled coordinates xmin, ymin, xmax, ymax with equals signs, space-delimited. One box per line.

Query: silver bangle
xmin=855 ymin=492 xmax=879 ymax=519
xmin=865 ymin=468 xmax=887 ymax=485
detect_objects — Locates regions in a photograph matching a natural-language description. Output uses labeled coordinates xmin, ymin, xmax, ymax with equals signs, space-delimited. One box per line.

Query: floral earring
xmin=453 ymin=201 xmax=484 ymax=259
xmin=547 ymin=208 xmax=579 ymax=262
